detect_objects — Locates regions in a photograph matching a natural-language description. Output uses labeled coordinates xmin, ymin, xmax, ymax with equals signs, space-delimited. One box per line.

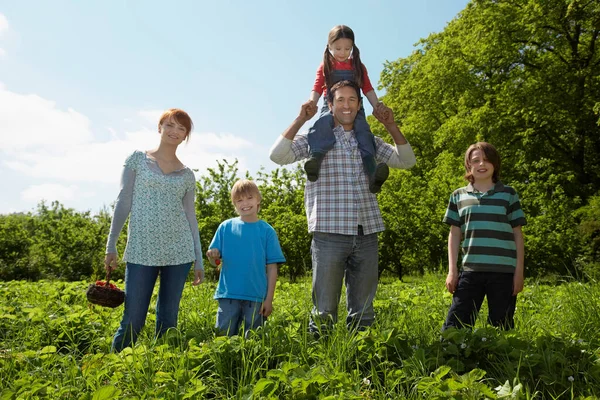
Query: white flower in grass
xmin=568 ymin=376 xmax=574 ymax=382
xmin=461 ymin=343 xmax=467 ymax=349
xmin=481 ymin=337 xmax=487 ymax=342
xmin=363 ymin=377 xmax=371 ymax=385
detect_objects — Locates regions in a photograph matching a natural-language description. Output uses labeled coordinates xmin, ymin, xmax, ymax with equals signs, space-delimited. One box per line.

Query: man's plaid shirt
xmin=290 ymin=125 xmax=396 ymax=236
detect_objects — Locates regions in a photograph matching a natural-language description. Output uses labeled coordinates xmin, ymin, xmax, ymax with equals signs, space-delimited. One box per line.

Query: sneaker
xmin=304 ymin=153 xmax=324 ymax=182
xmin=369 ymin=163 xmax=389 ymax=194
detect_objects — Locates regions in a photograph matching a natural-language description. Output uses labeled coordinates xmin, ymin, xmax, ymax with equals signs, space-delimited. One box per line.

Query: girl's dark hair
xmin=464 ymin=142 xmax=501 ymax=183
xmin=323 ymin=25 xmax=364 ymax=90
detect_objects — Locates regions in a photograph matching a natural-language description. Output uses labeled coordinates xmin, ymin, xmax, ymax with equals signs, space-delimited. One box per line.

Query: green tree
xmin=377 ymin=0 xmax=600 ymax=276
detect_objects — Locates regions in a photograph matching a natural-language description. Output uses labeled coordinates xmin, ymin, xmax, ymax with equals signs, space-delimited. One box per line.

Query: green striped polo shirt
xmin=443 ymin=181 xmax=527 ymax=273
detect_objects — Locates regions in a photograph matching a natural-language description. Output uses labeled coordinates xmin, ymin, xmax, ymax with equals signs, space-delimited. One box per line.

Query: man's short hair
xmin=327 ymin=80 xmax=362 ymax=104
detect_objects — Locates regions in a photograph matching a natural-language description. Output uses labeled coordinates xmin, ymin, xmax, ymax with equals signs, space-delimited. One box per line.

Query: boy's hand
xmin=512 ymin=273 xmax=524 ymax=296
xmin=206 ymin=248 xmax=221 ymax=262
xmin=193 ymin=269 xmax=204 ymax=286
xmin=260 ymin=299 xmax=273 ymax=317
xmin=445 ymin=271 xmax=459 ymax=294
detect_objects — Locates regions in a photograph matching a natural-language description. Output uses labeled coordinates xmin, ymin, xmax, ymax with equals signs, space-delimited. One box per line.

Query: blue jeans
xmin=309 ymin=231 xmax=379 ymax=334
xmin=308 ymin=104 xmax=376 ymax=163
xmin=442 ymin=271 xmax=517 ymax=331
xmin=215 ymin=299 xmax=265 ymax=336
xmin=111 ymin=262 xmax=192 ymax=352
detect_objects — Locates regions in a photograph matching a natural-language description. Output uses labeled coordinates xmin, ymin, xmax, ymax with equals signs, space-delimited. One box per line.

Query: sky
xmin=0 ymin=0 xmax=469 ymax=215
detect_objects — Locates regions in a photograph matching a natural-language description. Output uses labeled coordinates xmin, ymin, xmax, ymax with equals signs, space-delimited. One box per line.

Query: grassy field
xmin=0 ymin=275 xmax=599 ymax=399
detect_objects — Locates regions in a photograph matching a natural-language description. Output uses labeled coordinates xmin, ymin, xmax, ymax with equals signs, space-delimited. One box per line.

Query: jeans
xmin=111 ymin=262 xmax=192 ymax=352
xmin=442 ymin=271 xmax=517 ymax=331
xmin=309 ymin=230 xmax=379 ymax=334
xmin=215 ymin=299 xmax=265 ymax=336
xmin=308 ymin=104 xmax=376 ymax=162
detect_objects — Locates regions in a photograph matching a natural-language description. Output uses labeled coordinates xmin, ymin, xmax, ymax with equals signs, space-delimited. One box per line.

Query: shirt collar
xmin=466 ymin=181 xmax=504 ymax=194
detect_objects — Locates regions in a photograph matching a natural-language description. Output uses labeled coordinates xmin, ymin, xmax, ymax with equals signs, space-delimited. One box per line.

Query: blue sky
xmin=0 ymin=1 xmax=468 ymax=214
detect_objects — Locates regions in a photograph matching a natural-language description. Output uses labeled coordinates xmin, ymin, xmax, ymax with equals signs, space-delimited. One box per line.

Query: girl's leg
xmin=112 ymin=263 xmax=159 ymax=352
xmin=485 ymin=272 xmax=517 ymax=330
xmin=155 ymin=262 xmax=192 ymax=338
xmin=354 ymin=107 xmax=389 ymax=193
xmin=305 ymin=103 xmax=336 ymax=181
xmin=216 ymin=299 xmax=243 ymax=336
xmin=442 ymin=271 xmax=486 ymax=331
xmin=353 ymin=107 xmax=376 ymax=161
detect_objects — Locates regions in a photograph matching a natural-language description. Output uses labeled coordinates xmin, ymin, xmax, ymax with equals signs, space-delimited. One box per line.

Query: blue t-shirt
xmin=210 ymin=218 xmax=286 ymax=302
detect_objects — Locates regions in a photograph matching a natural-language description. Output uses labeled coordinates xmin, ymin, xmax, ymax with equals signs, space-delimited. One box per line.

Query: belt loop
xmin=357 ymin=225 xmax=364 ymax=236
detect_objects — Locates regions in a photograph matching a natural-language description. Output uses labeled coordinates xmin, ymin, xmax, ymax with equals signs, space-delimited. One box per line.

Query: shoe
xmin=369 ymin=163 xmax=389 ymax=194
xmin=304 ymin=153 xmax=325 ymax=182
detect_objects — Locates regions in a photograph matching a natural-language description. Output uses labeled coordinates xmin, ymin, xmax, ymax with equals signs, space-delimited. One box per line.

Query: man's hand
xmin=445 ymin=271 xmax=459 ymax=294
xmin=299 ymin=100 xmax=317 ymax=123
xmin=260 ymin=299 xmax=273 ymax=317
xmin=193 ymin=269 xmax=204 ymax=286
xmin=104 ymin=253 xmax=118 ymax=272
xmin=373 ymin=103 xmax=394 ymax=126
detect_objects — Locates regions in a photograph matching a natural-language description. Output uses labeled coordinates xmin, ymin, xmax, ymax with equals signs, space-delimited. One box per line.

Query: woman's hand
xmin=193 ymin=269 xmax=204 ymax=286
xmin=104 ymin=253 xmax=118 ymax=272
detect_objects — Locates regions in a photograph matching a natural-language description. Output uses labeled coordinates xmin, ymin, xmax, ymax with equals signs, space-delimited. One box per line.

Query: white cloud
xmin=138 ymin=109 xmax=163 ymax=125
xmin=21 ymin=183 xmax=80 ymax=203
xmin=0 ymin=14 xmax=8 ymax=35
xmin=0 ymin=87 xmax=257 ymax=190
xmin=0 ymin=86 xmax=93 ymax=151
xmin=0 ymin=48 xmax=5 ymax=57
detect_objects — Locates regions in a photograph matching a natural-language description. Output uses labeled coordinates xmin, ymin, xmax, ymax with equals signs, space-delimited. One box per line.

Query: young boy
xmin=206 ymin=179 xmax=286 ymax=336
xmin=442 ymin=142 xmax=526 ymax=331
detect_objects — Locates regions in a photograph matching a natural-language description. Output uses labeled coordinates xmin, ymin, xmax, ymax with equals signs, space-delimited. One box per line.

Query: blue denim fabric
xmin=215 ymin=299 xmax=265 ymax=336
xmin=307 ymin=69 xmax=376 ymax=161
xmin=309 ymin=231 xmax=379 ymax=334
xmin=111 ymin=262 xmax=192 ymax=352
xmin=442 ymin=271 xmax=516 ymax=331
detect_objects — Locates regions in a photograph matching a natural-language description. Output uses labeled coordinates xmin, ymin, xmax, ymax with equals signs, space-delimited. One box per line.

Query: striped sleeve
xmin=442 ymin=191 xmax=461 ymax=226
xmin=507 ymin=188 xmax=527 ymax=227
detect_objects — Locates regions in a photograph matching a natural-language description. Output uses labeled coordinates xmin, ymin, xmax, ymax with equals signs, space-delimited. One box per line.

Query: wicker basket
xmin=86 ymin=271 xmax=125 ymax=308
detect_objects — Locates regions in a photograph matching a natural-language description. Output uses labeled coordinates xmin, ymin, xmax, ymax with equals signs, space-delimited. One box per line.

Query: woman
xmin=105 ymin=108 xmax=203 ymax=352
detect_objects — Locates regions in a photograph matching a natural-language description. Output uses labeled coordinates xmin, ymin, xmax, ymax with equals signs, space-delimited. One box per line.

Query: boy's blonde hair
xmin=230 ymin=179 xmax=262 ymax=204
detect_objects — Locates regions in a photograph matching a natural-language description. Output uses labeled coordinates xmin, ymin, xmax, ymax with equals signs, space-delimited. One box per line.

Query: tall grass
xmin=0 ymin=276 xmax=599 ymax=398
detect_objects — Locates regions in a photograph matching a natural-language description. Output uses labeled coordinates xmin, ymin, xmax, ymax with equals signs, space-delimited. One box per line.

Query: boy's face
xmin=468 ymin=149 xmax=494 ymax=182
xmin=233 ymin=193 xmax=260 ymax=220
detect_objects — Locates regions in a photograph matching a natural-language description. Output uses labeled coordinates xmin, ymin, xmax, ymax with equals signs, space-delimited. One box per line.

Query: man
xmin=269 ymin=80 xmax=416 ymax=334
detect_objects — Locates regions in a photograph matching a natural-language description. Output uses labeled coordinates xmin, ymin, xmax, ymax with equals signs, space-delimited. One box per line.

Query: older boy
xmin=442 ymin=142 xmax=526 ymax=330
xmin=206 ymin=179 xmax=285 ymax=336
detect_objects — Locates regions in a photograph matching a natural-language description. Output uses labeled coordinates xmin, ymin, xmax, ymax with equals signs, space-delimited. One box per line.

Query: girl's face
xmin=159 ymin=117 xmax=188 ymax=145
xmin=468 ymin=149 xmax=494 ymax=183
xmin=328 ymin=38 xmax=353 ymax=63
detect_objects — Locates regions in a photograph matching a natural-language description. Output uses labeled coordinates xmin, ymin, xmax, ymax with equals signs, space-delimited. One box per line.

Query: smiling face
xmin=328 ymin=37 xmax=353 ymax=63
xmin=468 ymin=149 xmax=495 ymax=183
xmin=158 ymin=117 xmax=188 ymax=146
xmin=328 ymin=84 xmax=361 ymax=130
xmin=233 ymin=193 xmax=260 ymax=221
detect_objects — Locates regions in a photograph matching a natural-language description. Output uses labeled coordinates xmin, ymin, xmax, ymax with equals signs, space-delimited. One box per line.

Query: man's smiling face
xmin=328 ymin=85 xmax=361 ymax=131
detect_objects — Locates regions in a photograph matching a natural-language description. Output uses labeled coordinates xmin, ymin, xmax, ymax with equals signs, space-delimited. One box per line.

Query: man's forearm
xmin=384 ymin=121 xmax=408 ymax=145
xmin=282 ymin=117 xmax=308 ymax=140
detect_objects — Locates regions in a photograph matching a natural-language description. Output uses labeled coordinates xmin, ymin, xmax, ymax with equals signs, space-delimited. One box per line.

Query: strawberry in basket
xmin=86 ymin=272 xmax=125 ymax=308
